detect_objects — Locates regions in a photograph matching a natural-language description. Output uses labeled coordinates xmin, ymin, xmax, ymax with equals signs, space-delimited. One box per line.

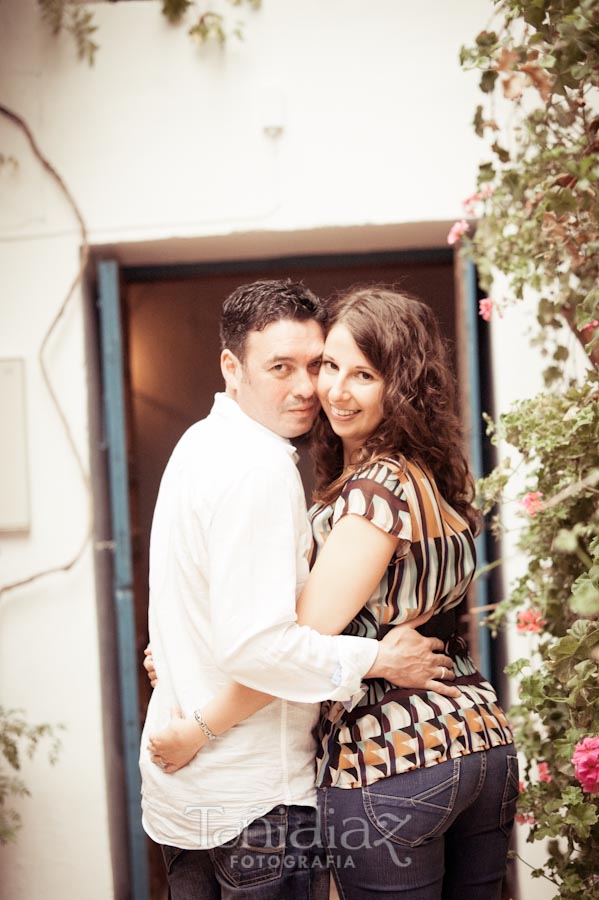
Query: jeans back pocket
xmin=362 ymin=761 xmax=460 ymax=849
xmin=209 ymin=807 xmax=287 ymax=888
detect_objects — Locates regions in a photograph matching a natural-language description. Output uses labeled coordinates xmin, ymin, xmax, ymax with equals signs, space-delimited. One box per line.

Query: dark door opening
xmin=123 ymin=251 xmax=458 ymax=671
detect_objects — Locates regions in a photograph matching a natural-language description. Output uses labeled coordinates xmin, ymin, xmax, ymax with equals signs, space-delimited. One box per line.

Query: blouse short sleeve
xmin=332 ymin=461 xmax=412 ymax=548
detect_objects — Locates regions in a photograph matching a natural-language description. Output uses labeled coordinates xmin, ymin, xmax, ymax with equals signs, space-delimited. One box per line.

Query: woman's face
xmin=317 ymin=322 xmax=385 ymax=462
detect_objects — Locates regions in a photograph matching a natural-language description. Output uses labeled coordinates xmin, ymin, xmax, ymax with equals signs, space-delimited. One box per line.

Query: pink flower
xmin=572 ymin=736 xmax=599 ymax=794
xmin=516 ymin=608 xmax=547 ymax=633
xmin=581 ymin=319 xmax=599 ymax=334
xmin=538 ymin=762 xmax=552 ymax=783
xmin=515 ymin=812 xmax=536 ymax=826
xmin=462 ymin=185 xmax=494 ymax=215
xmin=520 ymin=491 xmax=544 ymax=515
xmin=463 ymin=193 xmax=480 ymax=216
xmin=447 ymin=219 xmax=469 ymax=245
xmin=479 ymin=297 xmax=494 ymax=321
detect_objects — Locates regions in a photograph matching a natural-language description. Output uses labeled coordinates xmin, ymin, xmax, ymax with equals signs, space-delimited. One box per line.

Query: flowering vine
xmin=461 ymin=1 xmax=599 ymax=897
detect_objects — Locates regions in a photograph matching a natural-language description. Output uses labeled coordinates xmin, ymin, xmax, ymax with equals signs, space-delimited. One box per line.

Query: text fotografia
xmin=228 ymin=853 xmax=356 ymax=870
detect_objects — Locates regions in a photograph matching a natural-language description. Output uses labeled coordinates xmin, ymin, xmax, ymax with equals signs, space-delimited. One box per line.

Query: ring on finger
xmin=440 ymin=666 xmax=447 ymax=680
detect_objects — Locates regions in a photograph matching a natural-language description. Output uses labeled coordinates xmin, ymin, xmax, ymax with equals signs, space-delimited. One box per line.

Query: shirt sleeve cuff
xmin=327 ymin=636 xmax=378 ymax=703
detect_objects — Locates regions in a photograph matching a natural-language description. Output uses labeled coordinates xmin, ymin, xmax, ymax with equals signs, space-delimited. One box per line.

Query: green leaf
xmin=522 ymin=6 xmax=546 ymax=28
xmin=543 ymin=365 xmax=562 ymax=386
xmin=564 ymin=802 xmax=598 ymax=838
xmin=478 ymin=162 xmax=496 ymax=184
xmin=475 ymin=30 xmax=498 ymax=50
xmin=481 ymin=70 xmax=498 ymax=93
xmin=505 ymin=658 xmax=530 ymax=677
xmin=553 ymin=529 xmax=580 ymax=553
xmin=569 ymin=577 xmax=599 ymax=616
xmin=473 ymin=104 xmax=485 ymax=138
xmin=161 ymin=0 xmax=192 ymax=24
xmin=492 ymin=142 xmax=510 ymax=163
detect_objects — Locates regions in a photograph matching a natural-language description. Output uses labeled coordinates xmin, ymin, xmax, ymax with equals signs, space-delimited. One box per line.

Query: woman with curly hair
xmin=148 ymin=287 xmax=517 ymax=899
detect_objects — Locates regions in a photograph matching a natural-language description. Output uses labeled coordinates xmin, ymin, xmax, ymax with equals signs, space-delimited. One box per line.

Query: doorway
xmin=95 ymin=245 xmax=490 ymax=900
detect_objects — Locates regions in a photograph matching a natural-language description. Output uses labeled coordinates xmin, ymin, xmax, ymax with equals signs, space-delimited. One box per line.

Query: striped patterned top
xmin=310 ymin=458 xmax=512 ymax=789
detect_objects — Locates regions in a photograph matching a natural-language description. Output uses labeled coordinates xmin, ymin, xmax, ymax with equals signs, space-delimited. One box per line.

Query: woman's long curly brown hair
xmin=311 ymin=286 xmax=481 ymax=535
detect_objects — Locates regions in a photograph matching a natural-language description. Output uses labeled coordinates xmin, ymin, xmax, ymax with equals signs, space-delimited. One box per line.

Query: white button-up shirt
xmin=140 ymin=393 xmax=378 ymax=849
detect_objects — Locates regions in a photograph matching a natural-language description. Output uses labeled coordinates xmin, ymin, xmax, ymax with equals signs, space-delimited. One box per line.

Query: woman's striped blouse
xmin=310 ymin=459 xmax=513 ymax=789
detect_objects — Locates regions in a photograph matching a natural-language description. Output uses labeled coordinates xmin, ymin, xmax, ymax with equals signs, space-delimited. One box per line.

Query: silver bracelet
xmin=193 ymin=709 xmax=217 ymax=741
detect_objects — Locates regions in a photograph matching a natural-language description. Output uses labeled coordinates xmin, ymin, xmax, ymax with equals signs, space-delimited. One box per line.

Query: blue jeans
xmin=162 ymin=804 xmax=329 ymax=900
xmin=317 ymin=743 xmax=519 ymax=899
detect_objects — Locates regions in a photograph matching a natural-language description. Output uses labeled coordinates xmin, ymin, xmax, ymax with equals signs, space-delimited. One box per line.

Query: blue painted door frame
xmin=97 ymin=260 xmax=150 ymax=900
xmin=462 ymin=256 xmax=492 ymax=681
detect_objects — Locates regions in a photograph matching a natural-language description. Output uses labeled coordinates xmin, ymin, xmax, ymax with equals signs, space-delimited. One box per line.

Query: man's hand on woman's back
xmin=366 ymin=623 xmax=460 ymax=698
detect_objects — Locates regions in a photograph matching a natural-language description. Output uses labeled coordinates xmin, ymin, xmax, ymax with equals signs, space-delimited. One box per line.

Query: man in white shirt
xmin=139 ymin=280 xmax=457 ymax=899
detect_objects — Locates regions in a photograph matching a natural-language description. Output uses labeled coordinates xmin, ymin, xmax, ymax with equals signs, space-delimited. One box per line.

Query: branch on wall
xmin=0 ymin=104 xmax=92 ymax=600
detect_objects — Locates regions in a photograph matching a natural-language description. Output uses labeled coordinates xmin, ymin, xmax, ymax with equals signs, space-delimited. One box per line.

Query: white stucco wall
xmin=1 ymin=0 xmax=491 ymax=245
xmin=0 ymin=229 xmax=112 ymax=899
xmin=0 ymin=1 xmax=550 ymax=898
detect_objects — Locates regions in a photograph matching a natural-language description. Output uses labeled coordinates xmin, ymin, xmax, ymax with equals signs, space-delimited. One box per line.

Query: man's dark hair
xmin=220 ymin=279 xmax=326 ymax=360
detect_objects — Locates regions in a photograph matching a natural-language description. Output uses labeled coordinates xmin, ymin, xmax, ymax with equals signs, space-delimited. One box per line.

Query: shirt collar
xmin=211 ymin=392 xmax=299 ymax=461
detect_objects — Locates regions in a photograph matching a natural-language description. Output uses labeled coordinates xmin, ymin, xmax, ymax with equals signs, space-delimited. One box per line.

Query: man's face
xmin=222 ymin=318 xmax=324 ymax=439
